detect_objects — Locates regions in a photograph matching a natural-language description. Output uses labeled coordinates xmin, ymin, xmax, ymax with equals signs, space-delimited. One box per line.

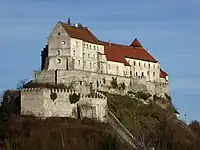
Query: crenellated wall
xmin=21 ymin=88 xmax=107 ymax=122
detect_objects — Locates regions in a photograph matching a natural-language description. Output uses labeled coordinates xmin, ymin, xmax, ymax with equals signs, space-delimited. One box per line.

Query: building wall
xmin=21 ymin=88 xmax=107 ymax=122
xmin=47 ymin=22 xmax=71 ymax=70
xmin=125 ymin=58 xmax=160 ymax=82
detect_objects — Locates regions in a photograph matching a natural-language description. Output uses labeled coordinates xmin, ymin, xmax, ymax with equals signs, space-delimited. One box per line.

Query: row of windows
xmin=84 ymin=43 xmax=99 ymax=50
xmin=127 ymin=60 xmax=159 ymax=68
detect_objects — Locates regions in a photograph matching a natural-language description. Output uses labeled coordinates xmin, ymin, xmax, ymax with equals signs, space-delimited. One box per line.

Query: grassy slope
xmin=103 ymin=92 xmax=200 ymax=150
xmin=1 ymin=116 xmax=133 ymax=150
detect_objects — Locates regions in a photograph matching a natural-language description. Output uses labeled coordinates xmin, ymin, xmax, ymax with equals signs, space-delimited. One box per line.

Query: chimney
xmin=109 ymin=40 xmax=111 ymax=46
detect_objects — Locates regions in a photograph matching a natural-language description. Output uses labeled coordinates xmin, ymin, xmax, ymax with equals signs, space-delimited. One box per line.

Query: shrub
xmin=69 ymin=93 xmax=80 ymax=104
xmin=110 ymin=77 xmax=118 ymax=89
xmin=135 ymin=91 xmax=151 ymax=101
xmin=119 ymin=82 xmax=126 ymax=90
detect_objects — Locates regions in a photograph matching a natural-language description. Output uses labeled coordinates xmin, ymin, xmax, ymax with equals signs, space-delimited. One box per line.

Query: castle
xmin=21 ymin=20 xmax=170 ymax=122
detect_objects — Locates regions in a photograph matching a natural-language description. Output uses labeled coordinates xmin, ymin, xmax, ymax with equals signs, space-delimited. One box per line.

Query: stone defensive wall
xmin=21 ymin=88 xmax=107 ymax=122
xmin=33 ymin=69 xmax=170 ymax=96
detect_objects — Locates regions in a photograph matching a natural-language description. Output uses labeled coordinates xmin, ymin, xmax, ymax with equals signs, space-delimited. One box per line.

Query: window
xmin=90 ymin=63 xmax=92 ymax=69
xmin=136 ymin=72 xmax=138 ymax=76
xmin=108 ymin=64 xmax=110 ymax=69
xmin=78 ymin=60 xmax=80 ymax=65
xmin=80 ymin=81 xmax=82 ymax=85
xmin=90 ymin=45 xmax=92 ymax=49
xmin=76 ymin=41 xmax=78 ymax=47
xmin=153 ymin=72 xmax=155 ymax=76
xmin=141 ymin=72 xmax=144 ymax=76
xmin=147 ymin=71 xmax=149 ymax=75
xmin=84 ymin=43 xmax=86 ymax=48
xmin=58 ymin=32 xmax=60 ymax=36
xmin=93 ymin=54 xmax=95 ymax=58
xmin=61 ymin=41 xmax=65 ymax=45
xmin=153 ymin=64 xmax=155 ymax=68
xmin=73 ymin=50 xmax=75 ymax=55
xmin=139 ymin=62 xmax=141 ymax=66
xmin=88 ymin=54 xmax=90 ymax=58
xmin=134 ymin=61 xmax=136 ymax=65
xmin=149 ymin=64 xmax=151 ymax=68
xmin=130 ymin=71 xmax=132 ymax=76
xmin=144 ymin=63 xmax=146 ymax=67
xmin=57 ymin=50 xmax=60 ymax=56
xmin=97 ymin=46 xmax=99 ymax=50
xmin=94 ymin=46 xmax=96 ymax=50
xmin=87 ymin=44 xmax=88 ymax=48
xmin=57 ymin=59 xmax=61 ymax=64
xmin=84 ymin=61 xmax=86 ymax=67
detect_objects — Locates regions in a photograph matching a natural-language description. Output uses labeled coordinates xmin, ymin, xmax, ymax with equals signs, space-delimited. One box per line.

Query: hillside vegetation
xmin=1 ymin=89 xmax=200 ymax=150
xmin=103 ymin=91 xmax=200 ymax=150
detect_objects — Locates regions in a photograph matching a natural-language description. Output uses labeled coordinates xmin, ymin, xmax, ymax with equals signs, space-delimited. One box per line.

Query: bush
xmin=119 ymin=82 xmax=126 ymax=90
xmin=110 ymin=77 xmax=118 ymax=89
xmin=135 ymin=91 xmax=151 ymax=101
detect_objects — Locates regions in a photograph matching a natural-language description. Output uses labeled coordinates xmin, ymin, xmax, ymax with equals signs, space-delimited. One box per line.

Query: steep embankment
xmin=103 ymin=92 xmax=200 ymax=150
xmin=0 ymin=116 xmax=133 ymax=150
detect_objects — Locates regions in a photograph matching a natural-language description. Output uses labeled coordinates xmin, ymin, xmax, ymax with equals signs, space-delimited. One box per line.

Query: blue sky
xmin=0 ymin=0 xmax=200 ymax=122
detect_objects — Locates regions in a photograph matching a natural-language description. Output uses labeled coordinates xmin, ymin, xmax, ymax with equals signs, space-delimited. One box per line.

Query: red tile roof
xmin=160 ymin=69 xmax=168 ymax=78
xmin=130 ymin=38 xmax=143 ymax=48
xmin=102 ymin=41 xmax=157 ymax=64
xmin=60 ymin=22 xmax=101 ymax=45
xmin=60 ymin=21 xmax=157 ymax=64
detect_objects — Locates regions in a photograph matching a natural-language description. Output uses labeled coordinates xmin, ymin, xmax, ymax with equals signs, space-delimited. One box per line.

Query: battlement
xmin=21 ymin=88 xmax=106 ymax=100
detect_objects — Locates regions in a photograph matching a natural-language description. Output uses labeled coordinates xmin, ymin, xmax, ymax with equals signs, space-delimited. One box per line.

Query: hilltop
xmin=1 ymin=89 xmax=200 ymax=150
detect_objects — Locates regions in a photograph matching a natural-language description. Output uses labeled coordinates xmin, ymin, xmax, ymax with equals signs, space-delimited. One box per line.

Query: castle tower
xmin=45 ymin=21 xmax=74 ymax=70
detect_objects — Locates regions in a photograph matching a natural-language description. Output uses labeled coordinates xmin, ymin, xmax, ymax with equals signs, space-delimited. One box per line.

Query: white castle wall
xmin=21 ymin=88 xmax=107 ymax=122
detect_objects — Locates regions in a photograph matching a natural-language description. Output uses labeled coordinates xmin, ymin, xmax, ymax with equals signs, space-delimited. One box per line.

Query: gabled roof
xmin=102 ymin=41 xmax=157 ymax=64
xmin=130 ymin=38 xmax=143 ymax=48
xmin=60 ymin=21 xmax=102 ymax=45
xmin=103 ymin=42 xmax=130 ymax=66
xmin=160 ymin=69 xmax=168 ymax=78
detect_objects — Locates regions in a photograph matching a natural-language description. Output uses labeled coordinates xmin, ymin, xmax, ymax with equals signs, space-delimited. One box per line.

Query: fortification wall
xmin=33 ymin=69 xmax=170 ymax=96
xmin=21 ymin=88 xmax=107 ymax=122
xmin=21 ymin=88 xmax=45 ymax=116
xmin=34 ymin=70 xmax=55 ymax=83
xmin=79 ymin=92 xmax=107 ymax=122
